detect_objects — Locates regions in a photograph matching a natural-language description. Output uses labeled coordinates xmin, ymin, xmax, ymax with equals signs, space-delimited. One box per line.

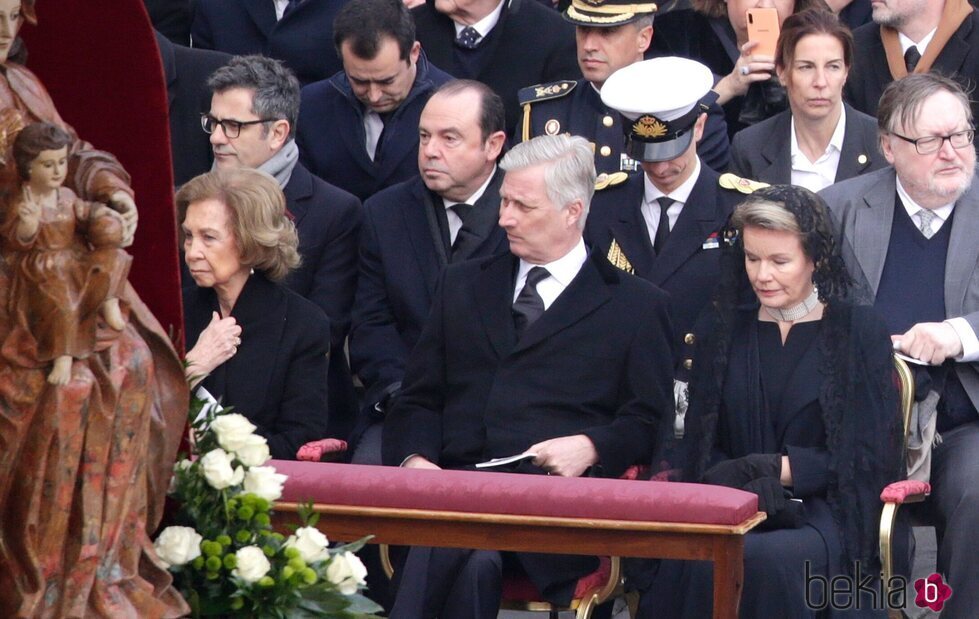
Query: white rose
xmin=325 ymin=551 xmax=368 ymax=595
xmin=153 ymin=526 xmax=202 ymax=568
xmin=233 ymin=546 xmax=271 ymax=584
xmin=201 ymin=448 xmax=245 ymax=490
xmin=210 ymin=414 xmax=257 ymax=451
xmin=235 ymin=434 xmax=271 ymax=467
xmin=284 ymin=526 xmax=330 ymax=563
xmin=243 ymin=466 xmax=287 ymax=501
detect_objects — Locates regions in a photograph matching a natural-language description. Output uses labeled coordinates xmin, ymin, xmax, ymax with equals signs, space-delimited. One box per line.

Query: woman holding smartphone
xmin=730 ymin=8 xmax=885 ymax=191
xmin=649 ymin=0 xmax=828 ymax=139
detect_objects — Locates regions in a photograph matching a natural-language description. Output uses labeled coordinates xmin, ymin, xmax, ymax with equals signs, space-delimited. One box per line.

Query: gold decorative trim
xmin=632 ymin=115 xmax=668 ymax=139
xmin=569 ymin=0 xmax=657 ymax=14
xmin=606 ymin=239 xmax=635 ymax=274
xmin=566 ymin=5 xmax=637 ymax=23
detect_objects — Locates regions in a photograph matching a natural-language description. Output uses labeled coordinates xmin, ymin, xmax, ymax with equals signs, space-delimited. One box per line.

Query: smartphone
xmin=746 ymin=7 xmax=780 ymax=58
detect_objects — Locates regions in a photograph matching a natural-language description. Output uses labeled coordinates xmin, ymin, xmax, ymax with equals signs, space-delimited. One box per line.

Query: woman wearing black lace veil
xmin=638 ymin=185 xmax=905 ymax=617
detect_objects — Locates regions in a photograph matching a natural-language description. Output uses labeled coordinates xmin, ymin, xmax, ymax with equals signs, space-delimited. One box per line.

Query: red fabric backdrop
xmin=21 ymin=1 xmax=184 ymax=348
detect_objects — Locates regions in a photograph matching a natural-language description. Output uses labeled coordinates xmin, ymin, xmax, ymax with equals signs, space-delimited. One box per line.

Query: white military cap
xmin=601 ymin=57 xmax=714 ymax=162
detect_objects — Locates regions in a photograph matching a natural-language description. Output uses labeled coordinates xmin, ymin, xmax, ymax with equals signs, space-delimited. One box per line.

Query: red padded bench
xmin=271 ymin=461 xmax=765 ymax=619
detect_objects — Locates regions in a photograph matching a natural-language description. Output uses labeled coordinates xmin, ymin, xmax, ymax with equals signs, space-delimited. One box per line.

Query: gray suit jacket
xmin=730 ymin=104 xmax=884 ymax=185
xmin=819 ymin=167 xmax=979 ymax=408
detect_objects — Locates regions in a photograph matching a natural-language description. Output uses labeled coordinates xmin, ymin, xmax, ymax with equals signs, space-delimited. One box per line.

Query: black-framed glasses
xmin=201 ymin=114 xmax=273 ymax=138
xmin=890 ymin=129 xmax=975 ymax=155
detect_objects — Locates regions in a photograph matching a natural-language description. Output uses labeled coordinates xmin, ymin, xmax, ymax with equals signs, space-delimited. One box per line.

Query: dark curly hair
xmin=726 ymin=184 xmax=852 ymax=304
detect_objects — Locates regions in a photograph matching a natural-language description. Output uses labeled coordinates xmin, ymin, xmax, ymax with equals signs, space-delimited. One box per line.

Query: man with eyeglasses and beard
xmin=203 ymin=55 xmax=363 ymax=446
xmin=821 ymin=73 xmax=979 ymax=618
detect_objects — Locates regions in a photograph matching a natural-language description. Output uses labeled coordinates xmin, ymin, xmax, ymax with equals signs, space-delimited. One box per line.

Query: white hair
xmin=500 ymin=134 xmax=595 ymax=229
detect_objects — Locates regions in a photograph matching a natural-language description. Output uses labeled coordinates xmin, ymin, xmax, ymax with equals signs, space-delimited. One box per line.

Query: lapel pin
xmin=858 ymin=154 xmax=868 ymax=165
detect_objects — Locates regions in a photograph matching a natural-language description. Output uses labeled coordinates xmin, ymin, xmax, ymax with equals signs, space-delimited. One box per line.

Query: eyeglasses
xmin=890 ymin=129 xmax=975 ymax=155
xmin=201 ymin=114 xmax=273 ymax=138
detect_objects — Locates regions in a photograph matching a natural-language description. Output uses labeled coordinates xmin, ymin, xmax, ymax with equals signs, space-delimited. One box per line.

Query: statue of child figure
xmin=2 ymin=122 xmax=132 ymax=385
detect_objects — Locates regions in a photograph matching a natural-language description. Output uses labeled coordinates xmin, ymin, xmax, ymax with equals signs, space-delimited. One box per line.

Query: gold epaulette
xmin=517 ymin=80 xmax=577 ymax=106
xmin=718 ymin=173 xmax=770 ymax=194
xmin=606 ymin=239 xmax=635 ymax=274
xmin=519 ymin=81 xmax=577 ymax=142
xmin=594 ymin=171 xmax=629 ymax=191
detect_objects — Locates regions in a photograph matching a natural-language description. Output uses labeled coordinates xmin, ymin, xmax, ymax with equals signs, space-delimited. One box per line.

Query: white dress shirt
xmin=640 ymin=157 xmax=701 ymax=246
xmin=898 ymin=28 xmax=937 ymax=58
xmin=895 ymin=177 xmax=979 ymax=361
xmin=512 ymin=239 xmax=587 ymax=309
xmin=790 ymin=106 xmax=846 ymax=193
xmin=453 ymin=0 xmax=506 ymax=40
xmin=363 ymin=110 xmax=385 ymax=161
xmin=273 ymin=0 xmax=289 ymax=20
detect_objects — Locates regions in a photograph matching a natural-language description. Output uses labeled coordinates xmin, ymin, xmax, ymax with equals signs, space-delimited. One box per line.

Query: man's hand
xmin=403 ymin=455 xmax=441 ymax=470
xmin=108 ymin=190 xmax=138 ymax=247
xmin=893 ymin=321 xmax=963 ymax=365
xmin=528 ymin=434 xmax=598 ymax=478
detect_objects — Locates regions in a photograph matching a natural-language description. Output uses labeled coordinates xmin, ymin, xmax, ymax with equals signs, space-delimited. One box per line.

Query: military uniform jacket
xmin=585 ymin=166 xmax=742 ymax=354
xmin=518 ymin=78 xmax=732 ymax=173
xmin=296 ymin=54 xmax=453 ymax=201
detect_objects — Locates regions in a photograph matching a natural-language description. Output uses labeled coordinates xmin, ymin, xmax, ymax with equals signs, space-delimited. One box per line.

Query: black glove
xmin=702 ymin=453 xmax=781 ymax=488
xmin=743 ymin=477 xmax=806 ymax=530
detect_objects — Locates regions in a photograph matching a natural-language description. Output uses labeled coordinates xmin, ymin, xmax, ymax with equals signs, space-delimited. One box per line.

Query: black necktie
xmin=904 ymin=46 xmax=921 ymax=72
xmin=282 ymin=0 xmax=302 ymax=18
xmin=513 ymin=267 xmax=549 ymax=335
xmin=653 ymin=197 xmax=674 ymax=253
xmin=450 ymin=203 xmax=473 ymax=223
xmin=456 ymin=26 xmax=482 ymax=49
xmin=449 ymin=203 xmax=472 ymax=249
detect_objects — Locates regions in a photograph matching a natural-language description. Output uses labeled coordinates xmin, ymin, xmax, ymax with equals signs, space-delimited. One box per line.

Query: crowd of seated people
xmin=143 ymin=0 xmax=979 ymax=614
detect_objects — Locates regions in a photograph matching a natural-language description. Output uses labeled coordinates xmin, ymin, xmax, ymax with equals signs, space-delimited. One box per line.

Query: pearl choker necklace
xmin=765 ymin=287 xmax=820 ymax=322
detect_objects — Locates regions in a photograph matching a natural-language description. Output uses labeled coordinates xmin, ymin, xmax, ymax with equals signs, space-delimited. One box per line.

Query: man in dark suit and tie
xmin=348 ymin=79 xmax=510 ymax=464
xmin=381 ymin=133 xmax=675 ymax=618
xmin=191 ymin=0 xmax=345 ymax=86
xmin=586 ymin=57 xmax=745 ymax=359
xmin=297 ymin=0 xmax=453 ymax=201
xmin=821 ymin=73 xmax=979 ymax=618
xmin=411 ymin=0 xmax=582 ymax=132
xmin=205 ymin=56 xmax=363 ymax=443
xmin=844 ymin=0 xmax=979 ymax=126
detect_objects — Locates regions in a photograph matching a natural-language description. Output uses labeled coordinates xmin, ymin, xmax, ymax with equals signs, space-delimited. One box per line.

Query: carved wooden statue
xmin=3 ymin=122 xmax=132 ymax=385
xmin=0 ymin=1 xmax=189 ymax=617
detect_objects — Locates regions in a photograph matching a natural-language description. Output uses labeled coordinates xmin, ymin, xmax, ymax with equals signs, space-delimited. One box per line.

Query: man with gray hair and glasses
xmin=382 ymin=134 xmax=675 ymax=618
xmin=204 ymin=55 xmax=363 ymax=445
xmin=821 ymin=73 xmax=979 ymax=617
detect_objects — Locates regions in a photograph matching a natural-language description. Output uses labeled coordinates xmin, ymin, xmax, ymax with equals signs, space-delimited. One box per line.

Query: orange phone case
xmin=746 ymin=8 xmax=780 ymax=58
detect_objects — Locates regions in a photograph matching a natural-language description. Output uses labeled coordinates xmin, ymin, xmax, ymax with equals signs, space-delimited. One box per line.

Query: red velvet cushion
xmin=296 ymin=439 xmax=348 ymax=462
xmin=273 ymin=461 xmax=758 ymax=526
xmin=880 ymin=480 xmax=931 ymax=504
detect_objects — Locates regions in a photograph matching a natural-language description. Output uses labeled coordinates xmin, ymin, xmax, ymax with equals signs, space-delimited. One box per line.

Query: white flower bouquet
xmin=156 ymin=396 xmax=381 ymax=618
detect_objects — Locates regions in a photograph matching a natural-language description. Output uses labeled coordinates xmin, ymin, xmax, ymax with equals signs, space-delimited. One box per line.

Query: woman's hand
xmin=185 ymin=311 xmax=242 ymax=384
xmin=713 ymin=41 xmax=776 ymax=105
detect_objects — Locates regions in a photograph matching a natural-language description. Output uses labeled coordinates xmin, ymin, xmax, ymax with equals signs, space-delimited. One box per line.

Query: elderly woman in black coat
xmin=179 ymin=168 xmax=330 ymax=460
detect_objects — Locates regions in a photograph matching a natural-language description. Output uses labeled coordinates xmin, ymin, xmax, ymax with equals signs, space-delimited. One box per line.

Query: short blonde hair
xmin=176 ymin=168 xmax=301 ymax=281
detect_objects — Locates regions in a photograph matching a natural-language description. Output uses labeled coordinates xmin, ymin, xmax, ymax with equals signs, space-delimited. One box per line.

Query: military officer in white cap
xmin=586 ymin=56 xmax=758 ymax=361
xmin=516 ymin=0 xmax=731 ymax=175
